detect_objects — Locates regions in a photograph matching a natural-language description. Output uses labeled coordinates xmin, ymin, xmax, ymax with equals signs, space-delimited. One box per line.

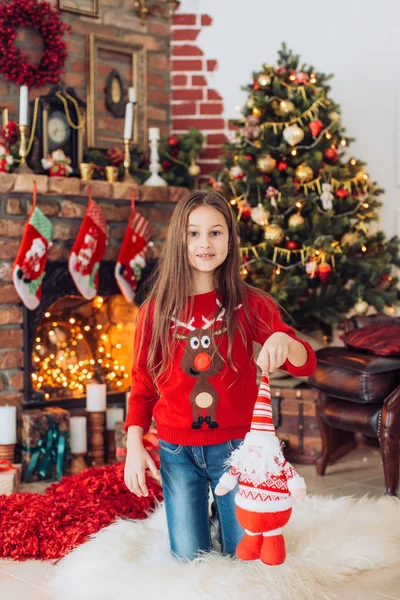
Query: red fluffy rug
xmin=0 ymin=462 xmax=163 ymax=561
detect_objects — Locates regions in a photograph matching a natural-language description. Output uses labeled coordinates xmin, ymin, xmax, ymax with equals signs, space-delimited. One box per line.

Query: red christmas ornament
xmin=240 ymin=205 xmax=252 ymax=221
xmin=324 ymin=146 xmax=339 ymax=162
xmin=277 ymin=161 xmax=288 ymax=171
xmin=308 ymin=120 xmax=323 ymax=138
xmin=263 ymin=175 xmax=272 ymax=184
xmin=318 ymin=262 xmax=332 ymax=283
xmin=245 ymin=153 xmax=253 ymax=161
xmin=253 ymin=81 xmax=260 ymax=90
xmin=276 ymin=67 xmax=287 ymax=75
xmin=336 ymin=188 xmax=349 ymax=199
xmin=285 ymin=239 xmax=301 ymax=250
xmin=161 ymin=160 xmax=173 ymax=170
xmin=167 ymin=135 xmax=179 ymax=147
xmin=0 ymin=0 xmax=70 ymax=88
xmin=295 ymin=72 xmax=309 ymax=85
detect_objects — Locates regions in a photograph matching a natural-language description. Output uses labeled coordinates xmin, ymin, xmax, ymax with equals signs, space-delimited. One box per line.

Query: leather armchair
xmin=309 ymin=315 xmax=400 ymax=496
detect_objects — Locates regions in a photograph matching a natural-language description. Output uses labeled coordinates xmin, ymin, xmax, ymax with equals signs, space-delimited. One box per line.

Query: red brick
xmin=172 ymin=29 xmax=200 ymax=41
xmin=172 ymin=102 xmax=196 ymax=116
xmin=201 ymin=14 xmax=212 ymax=26
xmin=172 ymin=59 xmax=203 ymax=71
xmin=149 ymin=55 xmax=169 ymax=71
xmin=172 ymin=75 xmax=187 ymax=86
xmin=71 ymin=59 xmax=86 ymax=73
xmin=200 ymin=148 xmax=223 ymax=160
xmin=0 ymin=284 xmax=19 ymax=303
xmin=148 ymin=72 xmax=167 ymax=88
xmin=60 ymin=200 xmax=86 ymax=219
xmin=200 ymin=103 xmax=223 ymax=115
xmin=0 ymin=329 xmax=23 ymax=348
xmin=9 ymin=371 xmax=23 ymax=391
xmin=0 ymin=220 xmax=25 ymax=237
xmin=0 ymin=240 xmax=21 ymax=260
xmin=147 ymin=207 xmax=174 ymax=224
xmin=53 ymin=223 xmax=80 ymax=241
xmin=149 ymin=20 xmax=170 ymax=37
xmin=48 ymin=244 xmax=69 ymax=261
xmin=172 ymin=118 xmax=225 ymax=130
xmin=208 ymin=89 xmax=222 ymax=101
xmin=192 ymin=75 xmax=207 ymax=86
xmin=0 ymin=307 xmax=23 ymax=325
xmin=148 ymin=89 xmax=170 ymax=105
xmin=0 ymin=349 xmax=23 ymax=369
xmin=172 ymin=14 xmax=197 ymax=26
xmin=148 ymin=106 xmax=168 ymax=122
xmin=172 ymin=89 xmax=203 ymax=101
xmin=207 ymin=60 xmax=218 ymax=72
xmin=0 ymin=263 xmax=12 ymax=282
xmin=172 ymin=44 xmax=203 ymax=56
xmin=207 ymin=133 xmax=228 ymax=145
xmin=0 ymin=393 xmax=23 ymax=408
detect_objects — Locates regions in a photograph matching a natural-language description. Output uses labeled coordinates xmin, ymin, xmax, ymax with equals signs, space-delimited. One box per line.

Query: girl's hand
xmin=124 ymin=444 xmax=161 ymax=497
xmin=291 ymin=487 xmax=307 ymax=504
xmin=257 ymin=332 xmax=292 ymax=374
xmin=215 ymin=482 xmax=230 ymax=496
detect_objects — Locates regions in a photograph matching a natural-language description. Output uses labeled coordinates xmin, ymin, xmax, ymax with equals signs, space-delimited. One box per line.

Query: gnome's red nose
xmin=194 ymin=353 xmax=211 ymax=371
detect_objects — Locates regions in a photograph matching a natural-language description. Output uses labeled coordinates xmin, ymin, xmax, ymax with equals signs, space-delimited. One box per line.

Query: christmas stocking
xmin=12 ymin=183 xmax=53 ymax=310
xmin=68 ymin=188 xmax=107 ymax=300
xmin=115 ymin=192 xmax=152 ymax=303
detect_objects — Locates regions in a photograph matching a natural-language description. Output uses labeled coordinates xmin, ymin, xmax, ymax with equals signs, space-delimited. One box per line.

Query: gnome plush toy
xmin=215 ymin=373 xmax=306 ymax=565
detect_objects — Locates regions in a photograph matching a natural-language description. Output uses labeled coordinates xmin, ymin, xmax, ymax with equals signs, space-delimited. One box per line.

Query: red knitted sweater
xmin=125 ymin=289 xmax=316 ymax=446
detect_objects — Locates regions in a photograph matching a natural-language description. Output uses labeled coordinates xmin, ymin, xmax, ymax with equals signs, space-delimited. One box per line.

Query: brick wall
xmin=170 ymin=12 xmax=230 ymax=185
xmin=1 ymin=0 xmax=171 ymax=139
xmin=0 ymin=173 xmax=188 ymax=409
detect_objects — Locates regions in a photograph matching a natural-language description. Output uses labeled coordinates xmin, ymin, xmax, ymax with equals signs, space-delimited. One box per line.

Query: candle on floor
xmin=0 ymin=405 xmax=17 ymax=444
xmin=19 ymin=85 xmax=29 ymax=126
xmin=106 ymin=407 xmax=124 ymax=431
xmin=70 ymin=416 xmax=87 ymax=454
xmin=123 ymin=102 xmax=134 ymax=140
xmin=86 ymin=383 xmax=107 ymax=412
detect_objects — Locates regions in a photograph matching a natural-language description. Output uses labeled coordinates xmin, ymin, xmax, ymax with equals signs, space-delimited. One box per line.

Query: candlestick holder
xmin=87 ymin=411 xmax=106 ymax=466
xmin=17 ymin=124 xmax=34 ymax=174
xmin=69 ymin=452 xmax=89 ymax=475
xmin=145 ymin=128 xmax=167 ymax=187
xmin=0 ymin=443 xmax=16 ymax=462
xmin=106 ymin=429 xmax=116 ymax=464
xmin=123 ymin=138 xmax=136 ymax=183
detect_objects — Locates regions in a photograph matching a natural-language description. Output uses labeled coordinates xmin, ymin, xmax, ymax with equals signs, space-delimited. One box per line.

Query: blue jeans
xmin=159 ymin=439 xmax=244 ymax=561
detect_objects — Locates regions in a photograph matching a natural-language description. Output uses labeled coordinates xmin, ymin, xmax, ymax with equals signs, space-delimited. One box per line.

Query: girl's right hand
xmin=124 ymin=444 xmax=161 ymax=497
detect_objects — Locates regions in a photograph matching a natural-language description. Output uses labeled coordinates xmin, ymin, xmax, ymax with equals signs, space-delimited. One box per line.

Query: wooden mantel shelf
xmin=0 ymin=172 xmax=190 ymax=204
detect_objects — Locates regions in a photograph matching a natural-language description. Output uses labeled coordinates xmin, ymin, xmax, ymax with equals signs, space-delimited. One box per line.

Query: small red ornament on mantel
xmin=308 ymin=120 xmax=323 ymax=138
xmin=336 ymin=188 xmax=349 ymax=199
xmin=324 ymin=146 xmax=339 ymax=162
xmin=167 ymin=135 xmax=179 ymax=147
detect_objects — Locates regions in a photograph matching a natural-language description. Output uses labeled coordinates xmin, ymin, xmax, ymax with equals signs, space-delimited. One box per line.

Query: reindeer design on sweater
xmin=171 ymin=299 xmax=241 ymax=429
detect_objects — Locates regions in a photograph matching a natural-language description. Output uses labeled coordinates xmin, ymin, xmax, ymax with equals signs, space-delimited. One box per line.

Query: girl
xmin=124 ymin=190 xmax=316 ymax=561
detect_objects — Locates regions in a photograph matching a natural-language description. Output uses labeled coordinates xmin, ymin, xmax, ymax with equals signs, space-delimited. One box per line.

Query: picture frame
xmin=58 ymin=0 xmax=99 ymax=18
xmin=87 ymin=34 xmax=147 ymax=151
xmin=0 ymin=107 xmax=8 ymax=129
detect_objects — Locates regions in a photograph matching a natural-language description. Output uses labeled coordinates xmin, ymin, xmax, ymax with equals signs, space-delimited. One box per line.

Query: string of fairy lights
xmin=32 ymin=296 xmax=130 ymax=399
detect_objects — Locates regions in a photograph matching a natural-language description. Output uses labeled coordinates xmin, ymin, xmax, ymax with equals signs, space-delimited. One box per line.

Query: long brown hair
xmin=137 ymin=190 xmax=277 ymax=384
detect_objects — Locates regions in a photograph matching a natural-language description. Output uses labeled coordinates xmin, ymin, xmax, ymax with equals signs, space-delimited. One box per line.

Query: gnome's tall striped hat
xmin=246 ymin=372 xmax=280 ymax=449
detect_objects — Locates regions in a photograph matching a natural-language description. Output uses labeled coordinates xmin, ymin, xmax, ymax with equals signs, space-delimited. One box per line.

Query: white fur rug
xmin=52 ymin=495 xmax=400 ymax=600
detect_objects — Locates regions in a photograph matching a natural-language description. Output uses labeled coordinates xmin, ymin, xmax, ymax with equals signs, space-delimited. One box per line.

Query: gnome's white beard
xmin=227 ymin=439 xmax=285 ymax=485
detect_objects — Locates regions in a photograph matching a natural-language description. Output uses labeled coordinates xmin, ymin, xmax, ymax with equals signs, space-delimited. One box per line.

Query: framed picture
xmin=87 ymin=34 xmax=147 ymax=151
xmin=0 ymin=107 xmax=8 ymax=129
xmin=58 ymin=0 xmax=99 ymax=18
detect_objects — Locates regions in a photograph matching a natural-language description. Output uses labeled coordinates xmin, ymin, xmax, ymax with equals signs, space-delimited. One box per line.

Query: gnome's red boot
xmin=260 ymin=533 xmax=286 ymax=566
xmin=236 ymin=533 xmax=263 ymax=561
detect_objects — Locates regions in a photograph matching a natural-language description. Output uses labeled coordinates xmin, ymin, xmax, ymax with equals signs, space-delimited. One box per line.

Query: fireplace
xmin=23 ymin=261 xmax=137 ymax=410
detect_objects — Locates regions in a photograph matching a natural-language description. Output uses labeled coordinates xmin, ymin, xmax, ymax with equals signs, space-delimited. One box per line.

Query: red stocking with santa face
xmin=68 ymin=188 xmax=107 ymax=300
xmin=12 ymin=183 xmax=53 ymax=310
xmin=115 ymin=192 xmax=152 ymax=303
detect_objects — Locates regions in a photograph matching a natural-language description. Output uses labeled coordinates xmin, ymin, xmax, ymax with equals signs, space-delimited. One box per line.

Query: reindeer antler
xmin=202 ymin=299 xmax=226 ymax=330
xmin=171 ymin=315 xmax=196 ymax=331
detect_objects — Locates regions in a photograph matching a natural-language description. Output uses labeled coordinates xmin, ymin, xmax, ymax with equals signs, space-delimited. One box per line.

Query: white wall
xmin=179 ymin=0 xmax=400 ymax=238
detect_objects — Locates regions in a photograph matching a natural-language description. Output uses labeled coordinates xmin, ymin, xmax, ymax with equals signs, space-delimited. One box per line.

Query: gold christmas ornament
xmin=246 ymin=98 xmax=255 ymax=108
xmin=188 ymin=159 xmax=201 ymax=177
xmin=354 ymin=299 xmax=369 ymax=316
xmin=288 ymin=212 xmax=305 ymax=230
xmin=264 ymin=223 xmax=284 ymax=245
xmin=251 ymin=203 xmax=270 ymax=226
xmin=257 ymin=154 xmax=276 ymax=173
xmin=341 ymin=232 xmax=358 ymax=247
xmin=257 ymin=74 xmax=271 ymax=87
xmin=277 ymin=100 xmax=295 ymax=116
xmin=294 ymin=163 xmax=313 ymax=183
xmin=252 ymin=107 xmax=262 ymax=117
xmin=329 ymin=111 xmax=340 ymax=122
xmin=283 ymin=124 xmax=304 ymax=146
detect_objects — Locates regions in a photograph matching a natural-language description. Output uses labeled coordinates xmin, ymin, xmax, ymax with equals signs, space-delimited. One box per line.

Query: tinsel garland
xmin=0 ymin=0 xmax=70 ymax=88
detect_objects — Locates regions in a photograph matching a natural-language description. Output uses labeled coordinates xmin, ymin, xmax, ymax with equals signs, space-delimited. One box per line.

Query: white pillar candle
xmin=106 ymin=407 xmax=124 ymax=431
xmin=128 ymin=87 xmax=136 ymax=103
xmin=19 ymin=85 xmax=29 ymax=126
xmin=148 ymin=127 xmax=160 ymax=141
xmin=126 ymin=390 xmax=131 ymax=415
xmin=0 ymin=405 xmax=17 ymax=444
xmin=123 ymin=102 xmax=134 ymax=140
xmin=69 ymin=416 xmax=87 ymax=454
xmin=86 ymin=383 xmax=107 ymax=412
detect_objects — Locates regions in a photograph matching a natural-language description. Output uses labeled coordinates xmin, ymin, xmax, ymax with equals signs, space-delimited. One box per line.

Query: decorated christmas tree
xmin=213 ymin=44 xmax=399 ymax=337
